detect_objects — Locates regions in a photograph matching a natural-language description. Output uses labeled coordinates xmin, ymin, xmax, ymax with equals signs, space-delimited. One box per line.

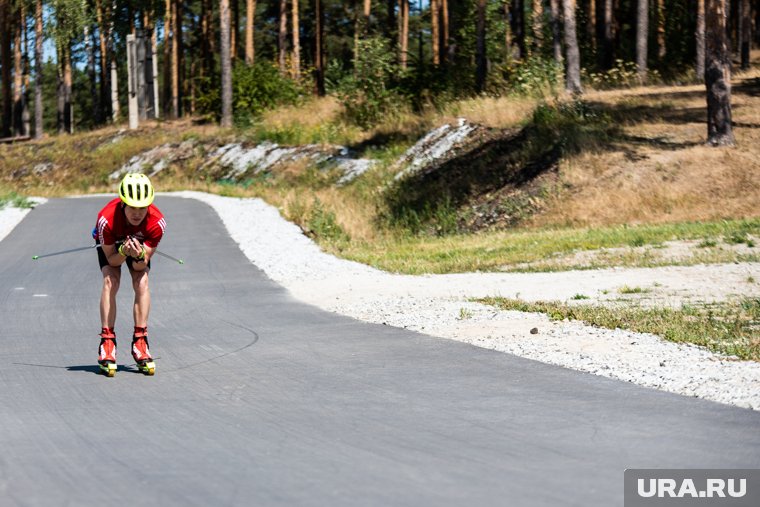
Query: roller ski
xmin=98 ymin=328 xmax=118 ymax=377
xmin=132 ymin=327 xmax=155 ymax=376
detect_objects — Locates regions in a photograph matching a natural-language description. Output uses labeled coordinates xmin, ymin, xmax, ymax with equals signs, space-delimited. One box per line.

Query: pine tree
xmin=245 ymin=0 xmax=256 ymax=64
xmin=563 ymin=0 xmax=582 ymax=93
xmin=220 ymin=0 xmax=233 ymax=127
xmin=705 ymin=0 xmax=734 ymax=145
xmin=636 ymin=0 xmax=648 ymax=83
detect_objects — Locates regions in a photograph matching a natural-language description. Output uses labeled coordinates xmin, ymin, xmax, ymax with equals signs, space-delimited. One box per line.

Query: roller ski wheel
xmin=99 ymin=361 xmax=117 ymax=377
xmin=136 ymin=360 xmax=156 ymax=376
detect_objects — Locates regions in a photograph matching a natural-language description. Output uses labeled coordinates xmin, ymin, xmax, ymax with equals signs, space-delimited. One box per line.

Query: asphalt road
xmin=1 ymin=196 xmax=758 ymax=507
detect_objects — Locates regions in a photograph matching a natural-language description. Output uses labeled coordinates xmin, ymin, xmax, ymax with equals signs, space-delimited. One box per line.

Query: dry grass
xmin=260 ymin=96 xmax=343 ymax=132
xmin=441 ymin=95 xmax=539 ymax=128
xmin=529 ymin=68 xmax=760 ymax=228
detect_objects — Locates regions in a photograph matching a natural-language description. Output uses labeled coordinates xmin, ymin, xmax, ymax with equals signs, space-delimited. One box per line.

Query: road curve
xmin=0 ymin=197 xmax=758 ymax=507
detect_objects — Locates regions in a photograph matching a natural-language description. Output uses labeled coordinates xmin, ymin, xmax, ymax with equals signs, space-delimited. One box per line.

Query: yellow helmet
xmin=119 ymin=173 xmax=155 ymax=208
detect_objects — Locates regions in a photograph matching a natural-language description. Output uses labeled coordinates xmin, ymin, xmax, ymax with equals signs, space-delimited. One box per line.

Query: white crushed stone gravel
xmin=2 ymin=193 xmax=758 ymax=409
xmin=0 ymin=199 xmax=47 ymax=243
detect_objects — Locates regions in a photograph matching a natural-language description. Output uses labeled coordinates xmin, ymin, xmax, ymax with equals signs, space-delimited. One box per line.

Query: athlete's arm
xmin=101 ymin=243 xmax=127 ymax=267
xmin=130 ymin=243 xmax=154 ymax=271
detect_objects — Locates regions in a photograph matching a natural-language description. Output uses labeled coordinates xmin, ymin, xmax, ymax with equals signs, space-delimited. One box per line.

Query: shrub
xmin=336 ymin=37 xmax=404 ymax=128
xmin=307 ymin=199 xmax=350 ymax=242
xmin=232 ymin=62 xmax=303 ymax=126
xmin=493 ymin=57 xmax=564 ymax=97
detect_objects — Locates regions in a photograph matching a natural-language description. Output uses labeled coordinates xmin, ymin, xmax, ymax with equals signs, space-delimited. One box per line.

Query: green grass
xmin=333 ymin=218 xmax=760 ymax=274
xmin=0 ymin=190 xmax=34 ymax=209
xmin=478 ymin=297 xmax=760 ymax=361
xmin=618 ymin=285 xmax=651 ymax=295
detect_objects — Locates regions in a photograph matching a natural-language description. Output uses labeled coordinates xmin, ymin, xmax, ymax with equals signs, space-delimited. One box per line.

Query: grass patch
xmin=336 ymin=218 xmax=760 ymax=274
xmin=698 ymin=238 xmax=718 ymax=248
xmin=0 ymin=190 xmax=34 ymax=209
xmin=478 ymin=297 xmax=760 ymax=361
xmin=618 ymin=285 xmax=651 ymax=294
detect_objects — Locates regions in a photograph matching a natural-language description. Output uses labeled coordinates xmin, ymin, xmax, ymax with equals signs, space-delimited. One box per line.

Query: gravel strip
xmin=3 ymin=193 xmax=759 ymax=409
xmin=0 ymin=199 xmax=47 ymax=243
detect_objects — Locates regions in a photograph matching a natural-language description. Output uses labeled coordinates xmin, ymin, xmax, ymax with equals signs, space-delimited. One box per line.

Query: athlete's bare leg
xmin=130 ymin=267 xmax=150 ymax=328
xmin=100 ymin=265 xmax=121 ymax=329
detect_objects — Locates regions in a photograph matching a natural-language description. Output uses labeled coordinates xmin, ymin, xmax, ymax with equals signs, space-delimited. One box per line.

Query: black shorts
xmin=97 ymin=244 xmax=151 ymax=271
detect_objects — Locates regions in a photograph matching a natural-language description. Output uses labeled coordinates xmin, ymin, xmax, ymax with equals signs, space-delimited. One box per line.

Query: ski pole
xmin=155 ymin=250 xmax=184 ymax=265
xmin=32 ymin=244 xmax=100 ymax=260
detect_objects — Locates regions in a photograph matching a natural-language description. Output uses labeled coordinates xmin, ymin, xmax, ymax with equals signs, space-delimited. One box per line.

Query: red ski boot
xmin=132 ymin=327 xmax=155 ymax=376
xmin=98 ymin=328 xmax=117 ymax=377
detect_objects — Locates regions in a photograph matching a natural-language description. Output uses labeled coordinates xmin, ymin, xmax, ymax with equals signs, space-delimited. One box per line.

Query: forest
xmin=0 ymin=0 xmax=755 ymax=144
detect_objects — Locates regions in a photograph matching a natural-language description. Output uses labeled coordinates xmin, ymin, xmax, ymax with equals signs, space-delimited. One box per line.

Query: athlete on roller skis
xmin=95 ymin=173 xmax=166 ymax=376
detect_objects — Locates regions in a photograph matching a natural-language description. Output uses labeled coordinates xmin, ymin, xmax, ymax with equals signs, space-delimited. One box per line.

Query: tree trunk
xmin=171 ymin=0 xmax=180 ymax=117
xmin=57 ymin=42 xmax=74 ymax=134
xmin=245 ymin=0 xmax=256 ymax=64
xmin=150 ymin=14 xmax=159 ymax=118
xmin=95 ymin=0 xmax=109 ymax=120
xmin=532 ymin=0 xmax=544 ymax=52
xmin=163 ymin=0 xmax=171 ymax=116
xmin=314 ymin=0 xmax=324 ymax=95
xmin=202 ymin=0 xmax=211 ymax=82
xmin=141 ymin=9 xmax=157 ymax=119
xmin=21 ymin=3 xmax=29 ymax=137
xmin=441 ymin=0 xmax=449 ymax=63
xmin=57 ymin=44 xmax=64 ymax=134
xmin=739 ymin=0 xmax=750 ymax=69
xmin=64 ymin=44 xmax=73 ymax=133
xmin=656 ymin=0 xmax=665 ymax=59
xmin=292 ymin=0 xmax=301 ymax=79
xmin=563 ymin=0 xmax=583 ymax=93
xmin=504 ymin=0 xmax=512 ymax=60
xmin=364 ymin=0 xmax=371 ymax=27
xmin=110 ymin=0 xmax=119 ymax=122
xmin=705 ymin=0 xmax=734 ymax=145
xmin=177 ymin=1 xmax=185 ymax=115
xmin=220 ymin=0 xmax=233 ymax=127
xmin=587 ymin=0 xmax=596 ymax=54
xmin=602 ymin=0 xmax=614 ymax=68
xmin=34 ymin=0 xmax=43 ymax=138
xmin=0 ymin=1 xmax=11 ymax=137
xmin=431 ymin=0 xmax=439 ymax=65
xmin=696 ymin=0 xmax=705 ymax=80
xmin=279 ymin=0 xmax=287 ymax=74
xmin=13 ymin=3 xmax=23 ymax=136
xmin=84 ymin=21 xmax=101 ymax=124
xmin=231 ymin=0 xmax=238 ymax=61
xmin=475 ymin=0 xmax=487 ymax=93
xmin=399 ymin=0 xmax=409 ymax=68
xmin=550 ymin=0 xmax=562 ymax=64
xmin=636 ymin=0 xmax=648 ymax=83
xmin=515 ymin=0 xmax=526 ymax=59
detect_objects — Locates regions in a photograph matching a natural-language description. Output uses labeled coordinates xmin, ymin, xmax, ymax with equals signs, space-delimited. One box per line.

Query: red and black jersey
xmin=95 ymin=198 xmax=166 ymax=248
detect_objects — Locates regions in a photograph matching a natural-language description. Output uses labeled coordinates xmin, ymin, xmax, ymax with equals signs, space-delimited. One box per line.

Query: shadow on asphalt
xmin=12 ymin=362 xmax=145 ymax=375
